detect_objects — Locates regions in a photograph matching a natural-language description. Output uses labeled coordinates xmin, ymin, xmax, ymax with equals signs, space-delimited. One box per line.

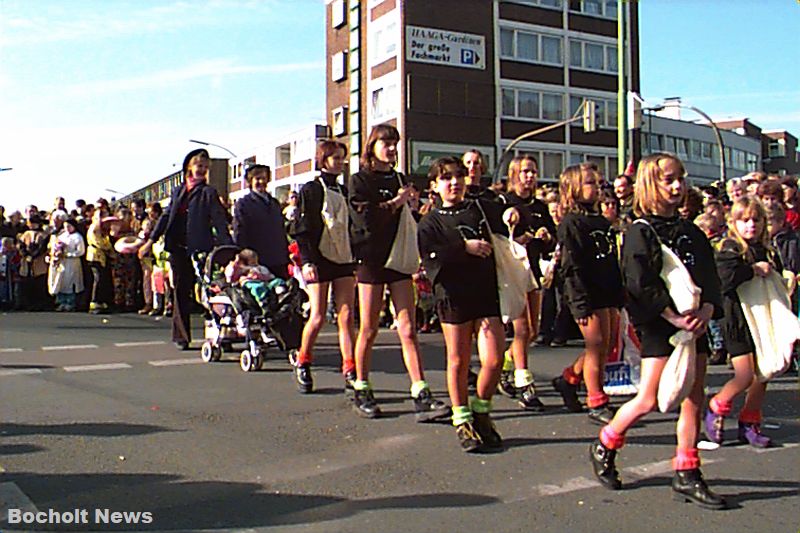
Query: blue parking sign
xmin=461 ymin=49 xmax=476 ymax=65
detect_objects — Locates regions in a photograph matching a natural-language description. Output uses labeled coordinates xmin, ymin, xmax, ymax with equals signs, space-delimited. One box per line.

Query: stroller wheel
xmin=240 ymin=349 xmax=258 ymax=372
xmin=201 ymin=341 xmax=220 ymax=363
xmin=254 ymin=353 xmax=264 ymax=371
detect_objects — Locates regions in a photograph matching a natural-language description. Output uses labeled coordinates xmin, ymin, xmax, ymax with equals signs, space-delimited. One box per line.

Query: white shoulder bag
xmin=384 ymin=174 xmax=421 ymax=275
xmin=318 ymin=180 xmax=354 ymax=265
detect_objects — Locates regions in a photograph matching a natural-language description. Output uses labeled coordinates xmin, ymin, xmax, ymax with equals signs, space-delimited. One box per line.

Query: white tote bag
xmin=738 ymin=271 xmax=800 ymax=382
xmin=384 ymin=175 xmax=421 ymax=275
xmin=657 ymin=329 xmax=697 ymax=412
xmin=318 ymin=181 xmax=354 ymax=265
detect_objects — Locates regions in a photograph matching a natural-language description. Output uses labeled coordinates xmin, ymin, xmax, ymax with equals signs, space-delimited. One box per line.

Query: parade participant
xmin=705 ymin=197 xmax=785 ymax=448
xmin=590 ymin=153 xmax=725 ymax=510
xmin=496 ymin=155 xmax=554 ymax=410
xmin=138 ymin=148 xmax=232 ymax=350
xmin=289 ymin=140 xmax=357 ymax=393
xmin=551 ymin=163 xmax=623 ymax=424
xmin=86 ymin=210 xmax=114 ymax=314
xmin=47 ymin=218 xmax=85 ymax=311
xmin=348 ymin=124 xmax=449 ymax=422
xmin=233 ymin=164 xmax=290 ymax=280
xmin=418 ymin=156 xmax=512 ymax=451
xmin=462 ymin=149 xmax=499 ymax=202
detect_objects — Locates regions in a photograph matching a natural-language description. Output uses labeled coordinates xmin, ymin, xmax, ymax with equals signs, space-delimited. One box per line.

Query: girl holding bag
xmin=590 ymin=153 xmax=726 ymax=510
xmin=705 ymin=197 xmax=784 ymax=448
xmin=552 ymin=163 xmax=623 ymax=424
xmin=348 ymin=124 xmax=449 ymax=422
xmin=289 ymin=140 xmax=357 ymax=394
xmin=418 ymin=157 xmax=517 ymax=452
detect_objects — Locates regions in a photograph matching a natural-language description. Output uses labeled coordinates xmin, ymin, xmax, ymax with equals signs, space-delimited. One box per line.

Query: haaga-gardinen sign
xmin=406 ymin=25 xmax=486 ymax=70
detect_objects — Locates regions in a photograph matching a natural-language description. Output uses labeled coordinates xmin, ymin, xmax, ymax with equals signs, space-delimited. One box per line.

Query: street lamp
xmin=188 ymin=139 xmax=237 ymax=159
xmin=646 ymin=100 xmax=727 ymax=184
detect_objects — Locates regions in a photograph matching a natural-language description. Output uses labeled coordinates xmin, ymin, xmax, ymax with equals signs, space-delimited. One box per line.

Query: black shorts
xmin=635 ymin=318 xmax=710 ymax=358
xmin=308 ymin=257 xmax=355 ymax=284
xmin=436 ymin=297 xmax=500 ymax=325
xmin=356 ymin=264 xmax=410 ymax=285
xmin=723 ymin=324 xmax=756 ymax=358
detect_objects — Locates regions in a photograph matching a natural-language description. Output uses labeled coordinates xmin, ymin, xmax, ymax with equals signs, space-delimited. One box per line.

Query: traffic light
xmin=583 ymin=100 xmax=597 ymax=133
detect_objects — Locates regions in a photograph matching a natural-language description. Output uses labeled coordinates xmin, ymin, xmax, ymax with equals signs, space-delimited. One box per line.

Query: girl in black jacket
xmin=496 ymin=155 xmax=554 ymax=410
xmin=418 ymin=157 xmax=514 ymax=452
xmin=347 ymin=124 xmax=448 ymax=423
xmin=552 ymin=163 xmax=623 ymax=424
xmin=590 ymin=153 xmax=726 ymax=510
xmin=706 ymin=197 xmax=781 ymax=449
xmin=288 ymin=140 xmax=356 ymax=394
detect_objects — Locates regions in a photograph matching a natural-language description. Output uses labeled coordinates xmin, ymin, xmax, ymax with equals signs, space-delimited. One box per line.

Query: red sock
xmin=709 ymin=396 xmax=732 ymax=416
xmin=672 ymin=447 xmax=700 ymax=471
xmin=296 ymin=351 xmax=313 ymax=366
xmin=599 ymin=425 xmax=625 ymax=450
xmin=562 ymin=366 xmax=581 ymax=386
xmin=738 ymin=409 xmax=762 ymax=424
xmin=587 ymin=391 xmax=609 ymax=409
xmin=342 ymin=358 xmax=355 ymax=375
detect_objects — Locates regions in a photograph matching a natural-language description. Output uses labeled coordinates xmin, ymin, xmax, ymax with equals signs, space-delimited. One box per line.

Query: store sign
xmin=406 ymin=25 xmax=485 ymax=70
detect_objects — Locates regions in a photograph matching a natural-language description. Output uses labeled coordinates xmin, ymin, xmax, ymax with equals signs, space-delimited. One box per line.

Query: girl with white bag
xmin=552 ymin=163 xmax=624 ymax=425
xmin=289 ymin=140 xmax=357 ymax=394
xmin=589 ymin=154 xmax=726 ymax=510
xmin=706 ymin=197 xmax=799 ymax=448
xmin=347 ymin=124 xmax=449 ymax=423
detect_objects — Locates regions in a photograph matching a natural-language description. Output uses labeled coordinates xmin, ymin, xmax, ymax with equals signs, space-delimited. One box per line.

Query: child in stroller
xmin=198 ymin=245 xmax=306 ymax=372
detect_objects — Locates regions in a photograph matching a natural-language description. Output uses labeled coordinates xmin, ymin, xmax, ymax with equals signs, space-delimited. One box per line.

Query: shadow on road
xmin=0 ymin=422 xmax=172 ymax=438
xmin=2 ymin=471 xmax=499 ymax=530
xmin=0 ymin=443 xmax=46 ymax=455
xmin=1 ymin=364 xmax=56 ymax=370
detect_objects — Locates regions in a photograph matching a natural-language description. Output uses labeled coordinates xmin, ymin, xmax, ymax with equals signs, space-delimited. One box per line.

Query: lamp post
xmin=647 ymin=101 xmax=727 ymax=184
xmin=188 ymin=139 xmax=237 ymax=159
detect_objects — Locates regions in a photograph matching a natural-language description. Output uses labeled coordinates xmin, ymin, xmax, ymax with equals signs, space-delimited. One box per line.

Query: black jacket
xmin=233 ymin=190 xmax=289 ymax=277
xmin=348 ymin=169 xmax=406 ymax=265
xmin=150 ymin=182 xmax=231 ymax=255
xmin=623 ymin=215 xmax=722 ymax=327
xmin=288 ymin=173 xmax=349 ymax=265
xmin=557 ymin=211 xmax=623 ymax=319
xmin=773 ymin=228 xmax=800 ymax=274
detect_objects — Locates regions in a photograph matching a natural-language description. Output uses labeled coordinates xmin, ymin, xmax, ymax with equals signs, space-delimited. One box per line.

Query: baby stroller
xmin=195 ymin=245 xmax=306 ymax=372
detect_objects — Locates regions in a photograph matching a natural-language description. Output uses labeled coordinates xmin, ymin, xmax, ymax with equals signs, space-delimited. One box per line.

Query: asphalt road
xmin=0 ymin=312 xmax=798 ymax=532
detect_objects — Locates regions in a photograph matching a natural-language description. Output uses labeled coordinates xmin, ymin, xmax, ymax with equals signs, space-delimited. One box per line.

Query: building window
xmin=569 ymin=39 xmax=617 ymax=73
xmin=332 ymin=51 xmax=347 ymax=82
xmin=332 ymin=106 xmax=348 ymax=137
xmin=541 ymin=152 xmax=564 ymax=181
xmin=569 ymin=95 xmax=616 ymax=128
xmin=502 ymin=87 xmax=564 ymax=122
xmin=276 ymin=145 xmax=291 ymax=167
xmin=331 ymin=0 xmax=346 ymax=28
xmin=369 ymin=77 xmax=398 ymax=124
xmin=368 ymin=11 xmax=398 ymax=66
xmin=768 ymin=139 xmax=786 ymax=158
xmin=499 ymin=28 xmax=563 ymax=66
xmin=504 ymin=0 xmax=562 ymax=8
xmin=572 ymin=0 xmax=617 ymax=19
xmin=350 ymin=28 xmax=359 ymax=51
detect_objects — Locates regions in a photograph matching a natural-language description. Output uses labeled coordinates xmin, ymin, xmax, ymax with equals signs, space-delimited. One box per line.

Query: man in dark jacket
xmin=139 ymin=148 xmax=232 ymax=349
xmin=232 ymin=164 xmax=290 ymax=279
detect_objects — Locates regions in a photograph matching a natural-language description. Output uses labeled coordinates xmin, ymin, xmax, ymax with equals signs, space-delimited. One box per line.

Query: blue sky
xmin=0 ymin=0 xmax=797 ymax=213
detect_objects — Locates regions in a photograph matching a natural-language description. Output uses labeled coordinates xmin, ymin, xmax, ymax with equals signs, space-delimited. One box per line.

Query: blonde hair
xmin=693 ymin=213 xmax=716 ymax=235
xmin=725 ymin=196 xmax=770 ymax=261
xmin=559 ymin=162 xmax=599 ymax=214
xmin=506 ymin=155 xmax=539 ymax=194
xmin=632 ymin=153 xmax=687 ymax=217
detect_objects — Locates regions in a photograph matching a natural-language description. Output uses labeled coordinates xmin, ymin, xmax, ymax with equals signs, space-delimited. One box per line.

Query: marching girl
xmin=348 ymin=124 xmax=449 ymax=422
xmin=497 ymin=155 xmax=555 ymax=410
xmin=705 ymin=197 xmax=781 ymax=448
xmin=552 ymin=163 xmax=623 ymax=424
xmin=590 ymin=153 xmax=726 ymax=510
xmin=418 ymin=156 xmax=514 ymax=451
xmin=289 ymin=140 xmax=357 ymax=394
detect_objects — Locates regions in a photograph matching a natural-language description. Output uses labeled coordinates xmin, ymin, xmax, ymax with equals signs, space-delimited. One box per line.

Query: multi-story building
xmin=641 ymin=114 xmax=761 ymax=185
xmin=325 ymin=0 xmax=639 ymax=184
xmin=117 ymin=158 xmax=230 ymax=207
xmin=762 ymin=131 xmax=799 ymax=176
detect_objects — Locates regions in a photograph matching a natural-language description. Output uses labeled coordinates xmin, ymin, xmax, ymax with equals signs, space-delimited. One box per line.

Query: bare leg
xmin=332 ymin=276 xmax=357 ymax=371
xmin=298 ymin=281 xmax=331 ymax=361
xmin=388 ymin=278 xmax=424 ymax=383
xmin=476 ymin=317 xmax=505 ymax=399
xmin=442 ymin=322 xmax=475 ymax=407
xmin=608 ymin=356 xmax=666 ymax=434
xmin=354 ymin=283 xmax=386 ymax=382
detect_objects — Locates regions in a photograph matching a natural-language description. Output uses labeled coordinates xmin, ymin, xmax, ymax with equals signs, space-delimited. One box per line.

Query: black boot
xmin=353 ymin=389 xmax=381 ymax=419
xmin=589 ymin=439 xmax=621 ymax=490
xmin=671 ymin=469 xmax=726 ymax=510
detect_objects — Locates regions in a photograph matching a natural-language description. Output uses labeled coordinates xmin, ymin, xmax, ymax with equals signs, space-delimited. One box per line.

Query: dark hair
xmin=360 ymin=124 xmax=400 ymax=171
xmin=681 ymin=186 xmax=704 ymax=219
xmin=780 ymin=175 xmax=798 ymax=189
xmin=147 ymin=202 xmax=163 ymax=217
xmin=182 ymin=148 xmax=210 ymax=175
xmin=244 ymin=164 xmax=271 ymax=186
xmin=132 ymin=198 xmax=146 ymax=209
xmin=315 ymin=140 xmax=348 ymax=171
xmin=757 ymin=179 xmax=783 ymax=199
xmin=599 ymin=188 xmax=620 ymax=211
xmin=427 ymin=156 xmax=466 ymax=181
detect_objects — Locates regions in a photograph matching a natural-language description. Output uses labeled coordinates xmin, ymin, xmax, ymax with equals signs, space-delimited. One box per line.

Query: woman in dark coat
xmin=139 ymin=148 xmax=232 ymax=349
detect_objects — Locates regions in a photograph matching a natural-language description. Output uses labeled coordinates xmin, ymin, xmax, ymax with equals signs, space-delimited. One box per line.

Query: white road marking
xmin=0 ymin=368 xmax=43 ymax=377
xmin=42 ymin=344 xmax=99 ymax=351
xmin=63 ymin=363 xmax=132 ymax=372
xmin=0 ymin=481 xmax=39 ymax=515
xmin=149 ymin=358 xmax=204 ymax=367
xmin=114 ymin=340 xmax=167 ymax=348
xmin=0 ymin=348 xmax=23 ymax=353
